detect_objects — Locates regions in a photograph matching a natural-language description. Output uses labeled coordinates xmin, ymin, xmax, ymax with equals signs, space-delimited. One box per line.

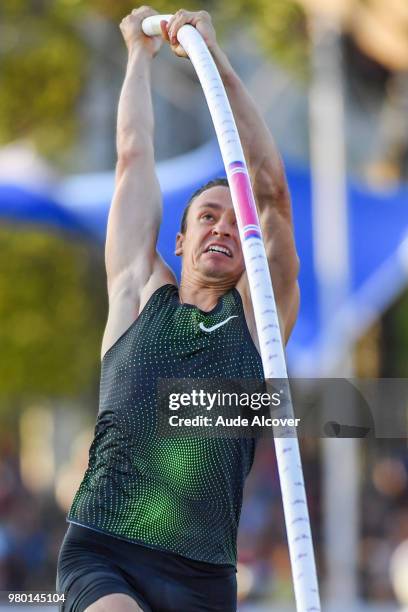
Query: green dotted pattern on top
xmin=68 ymin=284 xmax=264 ymax=565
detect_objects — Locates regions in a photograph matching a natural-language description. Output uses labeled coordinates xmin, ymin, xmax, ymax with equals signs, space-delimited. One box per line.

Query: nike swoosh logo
xmin=199 ymin=315 xmax=238 ymax=333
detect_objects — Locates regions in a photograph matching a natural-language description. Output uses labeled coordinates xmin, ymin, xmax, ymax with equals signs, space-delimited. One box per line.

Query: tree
xmin=0 ymin=225 xmax=106 ymax=413
xmin=0 ymin=1 xmax=87 ymax=161
xmin=0 ymin=0 xmax=309 ymax=163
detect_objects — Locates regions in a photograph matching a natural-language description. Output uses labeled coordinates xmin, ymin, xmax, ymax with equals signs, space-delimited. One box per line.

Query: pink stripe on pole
xmin=228 ymin=163 xmax=261 ymax=239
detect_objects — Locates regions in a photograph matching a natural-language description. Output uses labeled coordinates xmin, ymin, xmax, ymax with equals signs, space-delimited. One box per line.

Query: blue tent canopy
xmin=1 ymin=140 xmax=408 ymax=374
xmin=0 ymin=183 xmax=89 ymax=236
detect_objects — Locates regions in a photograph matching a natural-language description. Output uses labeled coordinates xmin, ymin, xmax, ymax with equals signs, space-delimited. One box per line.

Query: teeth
xmin=207 ymin=246 xmax=231 ymax=257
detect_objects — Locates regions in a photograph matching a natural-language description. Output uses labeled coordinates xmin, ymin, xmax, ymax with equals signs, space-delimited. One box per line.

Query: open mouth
xmin=204 ymin=245 xmax=232 ymax=258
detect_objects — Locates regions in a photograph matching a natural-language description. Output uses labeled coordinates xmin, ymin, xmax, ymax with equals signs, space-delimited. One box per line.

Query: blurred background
xmin=0 ymin=0 xmax=408 ymax=610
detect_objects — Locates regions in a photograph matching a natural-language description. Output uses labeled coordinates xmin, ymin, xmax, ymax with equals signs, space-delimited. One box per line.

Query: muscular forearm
xmin=105 ymin=8 xmax=165 ymax=286
xmin=165 ymin=9 xmax=289 ymax=211
xmin=117 ymin=47 xmax=155 ymax=160
xmin=164 ymin=8 xmax=299 ymax=328
xmin=210 ymin=44 xmax=288 ymax=205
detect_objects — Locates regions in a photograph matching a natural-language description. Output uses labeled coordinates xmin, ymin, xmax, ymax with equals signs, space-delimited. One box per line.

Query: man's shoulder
xmin=234 ymin=273 xmax=260 ymax=351
xmin=234 ymin=272 xmax=250 ymax=308
xmin=101 ymin=254 xmax=177 ymax=360
xmin=138 ymin=255 xmax=177 ymax=314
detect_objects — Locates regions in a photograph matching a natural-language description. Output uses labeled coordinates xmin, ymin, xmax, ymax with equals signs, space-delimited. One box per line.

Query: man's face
xmin=175 ymin=186 xmax=245 ymax=282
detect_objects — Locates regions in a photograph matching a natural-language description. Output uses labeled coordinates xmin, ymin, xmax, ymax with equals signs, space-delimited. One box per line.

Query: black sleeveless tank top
xmin=68 ymin=284 xmax=264 ymax=565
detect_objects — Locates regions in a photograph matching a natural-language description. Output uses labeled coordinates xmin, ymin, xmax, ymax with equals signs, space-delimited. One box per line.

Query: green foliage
xmin=386 ymin=291 xmax=408 ymax=377
xmin=217 ymin=0 xmax=309 ymax=77
xmin=0 ymin=3 xmax=87 ymax=159
xmin=0 ymin=226 xmax=106 ymax=410
xmin=0 ymin=0 xmax=310 ymax=161
xmin=86 ymin=0 xmax=204 ymax=22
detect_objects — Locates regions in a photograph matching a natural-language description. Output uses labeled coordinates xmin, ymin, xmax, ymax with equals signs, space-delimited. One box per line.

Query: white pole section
xmin=143 ymin=15 xmax=321 ymax=612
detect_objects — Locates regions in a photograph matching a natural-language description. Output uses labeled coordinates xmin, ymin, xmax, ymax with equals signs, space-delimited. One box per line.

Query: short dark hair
xmin=180 ymin=177 xmax=229 ymax=234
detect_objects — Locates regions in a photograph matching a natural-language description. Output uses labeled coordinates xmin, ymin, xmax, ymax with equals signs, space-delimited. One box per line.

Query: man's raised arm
xmin=164 ymin=10 xmax=300 ymax=341
xmin=213 ymin=41 xmax=300 ymax=341
xmin=102 ymin=7 xmax=174 ymax=359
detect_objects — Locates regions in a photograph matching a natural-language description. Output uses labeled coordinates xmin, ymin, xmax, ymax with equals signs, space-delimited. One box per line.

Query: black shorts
xmin=56 ymin=523 xmax=237 ymax=612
